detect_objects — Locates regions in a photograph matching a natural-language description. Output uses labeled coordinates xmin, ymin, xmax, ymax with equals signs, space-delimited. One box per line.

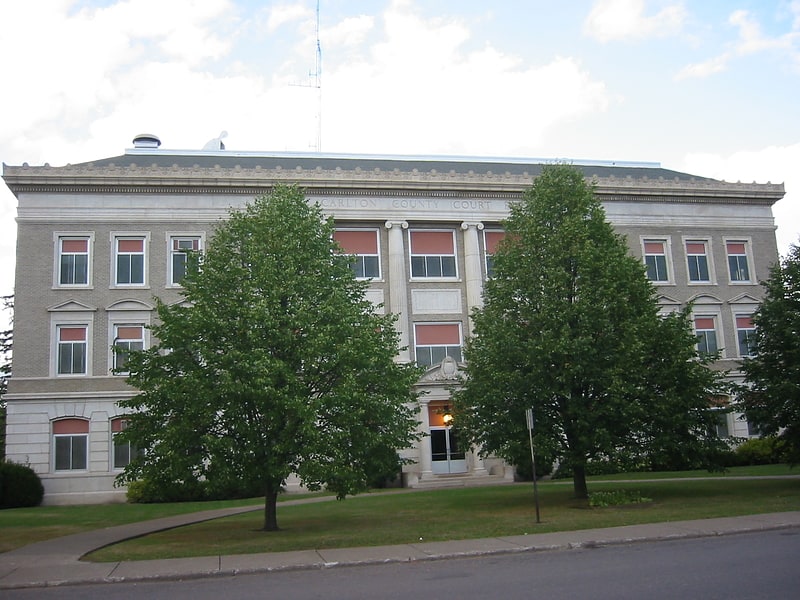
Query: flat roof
xmin=64 ymin=147 xmax=710 ymax=183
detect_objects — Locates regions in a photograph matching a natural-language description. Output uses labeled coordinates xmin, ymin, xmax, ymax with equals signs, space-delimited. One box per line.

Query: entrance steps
xmin=410 ymin=472 xmax=512 ymax=489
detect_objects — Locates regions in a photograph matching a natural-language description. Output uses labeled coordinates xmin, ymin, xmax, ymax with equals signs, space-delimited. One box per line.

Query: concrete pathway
xmin=2 ymin=496 xmax=799 ymax=590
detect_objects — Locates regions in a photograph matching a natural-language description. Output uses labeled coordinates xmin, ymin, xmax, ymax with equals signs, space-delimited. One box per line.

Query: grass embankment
xmin=86 ymin=475 xmax=800 ymax=561
xmin=0 ymin=494 xmax=324 ymax=554
xmin=1 ymin=465 xmax=797 ymax=560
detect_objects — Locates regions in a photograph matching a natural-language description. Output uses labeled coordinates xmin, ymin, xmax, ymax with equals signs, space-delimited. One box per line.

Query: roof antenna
xmin=313 ymin=0 xmax=322 ymax=152
xmin=290 ymin=1 xmax=322 ymax=152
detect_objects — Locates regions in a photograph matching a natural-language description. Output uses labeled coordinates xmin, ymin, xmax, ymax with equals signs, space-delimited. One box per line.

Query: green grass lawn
xmin=1 ymin=465 xmax=797 ymax=560
xmin=86 ymin=468 xmax=799 ymax=562
xmin=0 ymin=494 xmax=324 ymax=554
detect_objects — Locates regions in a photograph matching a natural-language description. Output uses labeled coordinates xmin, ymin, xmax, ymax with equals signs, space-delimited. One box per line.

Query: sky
xmin=1 ymin=0 xmax=799 ymax=305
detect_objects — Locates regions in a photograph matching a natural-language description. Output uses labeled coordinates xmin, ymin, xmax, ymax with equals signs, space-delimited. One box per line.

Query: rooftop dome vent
xmin=132 ymin=133 xmax=161 ymax=149
xmin=203 ymin=131 xmax=228 ymax=150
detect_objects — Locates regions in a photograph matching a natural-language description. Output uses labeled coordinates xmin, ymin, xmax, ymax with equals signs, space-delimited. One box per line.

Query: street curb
xmin=2 ymin=514 xmax=799 ymax=590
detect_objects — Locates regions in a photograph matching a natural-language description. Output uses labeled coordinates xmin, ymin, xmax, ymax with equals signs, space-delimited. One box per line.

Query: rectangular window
xmin=713 ymin=411 xmax=730 ymax=439
xmin=57 ymin=326 xmax=87 ymax=375
xmin=59 ymin=237 xmax=89 ymax=285
xmin=113 ymin=325 xmax=144 ymax=373
xmin=53 ymin=419 xmax=89 ymax=471
xmin=644 ymin=240 xmax=669 ymax=282
xmin=686 ymin=241 xmax=710 ymax=282
xmin=410 ymin=231 xmax=457 ymax=278
xmin=414 ymin=323 xmax=462 ymax=366
xmin=694 ymin=317 xmax=718 ymax=355
xmin=115 ymin=237 xmax=145 ymax=285
xmin=484 ymin=230 xmax=505 ymax=278
xmin=736 ymin=315 xmax=756 ymax=357
xmin=727 ymin=241 xmax=751 ymax=282
xmin=170 ymin=237 xmax=200 ymax=285
xmin=111 ymin=418 xmax=138 ymax=469
xmin=334 ymin=229 xmax=380 ymax=279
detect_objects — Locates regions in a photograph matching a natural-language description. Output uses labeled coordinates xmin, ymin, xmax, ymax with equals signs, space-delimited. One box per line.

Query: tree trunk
xmin=572 ymin=462 xmax=588 ymax=500
xmin=262 ymin=482 xmax=280 ymax=531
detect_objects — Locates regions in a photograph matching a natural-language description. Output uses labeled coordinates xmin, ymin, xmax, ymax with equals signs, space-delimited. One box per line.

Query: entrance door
xmin=430 ymin=427 xmax=467 ymax=474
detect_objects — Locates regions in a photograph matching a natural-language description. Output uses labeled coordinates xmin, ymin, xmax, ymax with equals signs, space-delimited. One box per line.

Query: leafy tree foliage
xmin=452 ymin=165 xmax=726 ymax=499
xmin=0 ymin=295 xmax=12 ymax=461
xmin=739 ymin=240 xmax=800 ymax=463
xmin=117 ymin=186 xmax=421 ymax=530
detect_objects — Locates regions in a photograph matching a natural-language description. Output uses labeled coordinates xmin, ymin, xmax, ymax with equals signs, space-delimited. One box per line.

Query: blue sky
xmin=1 ymin=0 xmax=799 ymax=300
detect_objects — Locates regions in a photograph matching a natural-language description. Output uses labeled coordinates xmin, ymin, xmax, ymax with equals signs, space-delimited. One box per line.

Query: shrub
xmin=734 ymin=437 xmax=786 ymax=466
xmin=126 ymin=478 xmax=264 ymax=503
xmin=126 ymin=479 xmax=207 ymax=503
xmin=588 ymin=489 xmax=652 ymax=507
xmin=0 ymin=461 xmax=44 ymax=508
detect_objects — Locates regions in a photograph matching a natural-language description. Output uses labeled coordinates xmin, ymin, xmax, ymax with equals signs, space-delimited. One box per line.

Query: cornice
xmin=3 ymin=163 xmax=786 ymax=206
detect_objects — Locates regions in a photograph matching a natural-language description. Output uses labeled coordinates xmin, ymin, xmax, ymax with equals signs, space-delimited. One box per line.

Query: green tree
xmin=117 ymin=186 xmax=421 ymax=530
xmin=452 ymin=165 xmax=726 ymax=499
xmin=0 ymin=295 xmax=12 ymax=461
xmin=739 ymin=240 xmax=800 ymax=463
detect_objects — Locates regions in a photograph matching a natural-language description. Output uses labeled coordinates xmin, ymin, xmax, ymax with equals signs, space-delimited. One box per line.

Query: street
xmin=7 ymin=529 xmax=799 ymax=600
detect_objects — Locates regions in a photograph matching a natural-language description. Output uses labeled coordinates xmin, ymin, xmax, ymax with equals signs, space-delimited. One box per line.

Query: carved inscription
xmin=318 ymin=197 xmax=495 ymax=212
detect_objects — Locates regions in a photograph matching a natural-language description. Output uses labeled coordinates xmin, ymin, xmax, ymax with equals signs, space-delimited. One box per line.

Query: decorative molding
xmin=418 ymin=356 xmax=463 ymax=383
xmin=106 ymin=299 xmax=154 ymax=311
xmin=3 ymin=162 xmax=785 ymax=207
xmin=47 ymin=300 xmax=97 ymax=312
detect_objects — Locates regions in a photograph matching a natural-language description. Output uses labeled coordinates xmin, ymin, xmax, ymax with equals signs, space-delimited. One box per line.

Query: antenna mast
xmin=313 ymin=0 xmax=322 ymax=152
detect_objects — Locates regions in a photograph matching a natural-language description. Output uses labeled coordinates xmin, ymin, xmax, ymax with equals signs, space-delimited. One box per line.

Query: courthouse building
xmin=1 ymin=135 xmax=786 ymax=504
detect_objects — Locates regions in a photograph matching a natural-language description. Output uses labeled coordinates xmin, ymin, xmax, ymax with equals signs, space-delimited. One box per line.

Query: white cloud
xmin=675 ymin=53 xmax=730 ymax=79
xmin=267 ymin=2 xmax=312 ymax=32
xmin=676 ymin=8 xmax=800 ymax=79
xmin=0 ymin=0 xmax=235 ymax=161
xmin=583 ymin=0 xmax=686 ymax=42
xmin=322 ymin=2 xmax=610 ymax=156
xmin=681 ymin=144 xmax=800 ymax=256
xmin=324 ymin=15 xmax=375 ymax=48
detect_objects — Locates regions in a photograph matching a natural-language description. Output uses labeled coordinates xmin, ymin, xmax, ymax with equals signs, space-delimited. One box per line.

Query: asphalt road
xmin=7 ymin=529 xmax=800 ymax=600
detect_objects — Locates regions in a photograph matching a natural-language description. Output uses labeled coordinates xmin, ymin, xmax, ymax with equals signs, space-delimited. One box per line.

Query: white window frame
xmin=640 ymin=237 xmax=673 ymax=285
xmin=54 ymin=232 xmax=94 ymax=288
xmin=483 ymin=229 xmax=505 ymax=279
xmin=683 ymin=237 xmax=714 ymax=284
xmin=693 ymin=314 xmax=722 ymax=357
xmin=333 ymin=228 xmax=382 ymax=280
xmin=409 ymin=230 xmax=458 ymax=280
xmin=107 ymin=307 xmax=151 ymax=375
xmin=167 ymin=233 xmax=204 ymax=287
xmin=724 ymin=238 xmax=754 ymax=284
xmin=111 ymin=232 xmax=149 ymax=288
xmin=413 ymin=322 xmax=464 ymax=366
xmin=112 ymin=324 xmax=146 ymax=375
xmin=735 ymin=314 xmax=756 ymax=358
xmin=53 ymin=323 xmax=91 ymax=377
xmin=110 ymin=417 xmax=138 ymax=470
xmin=52 ymin=418 xmax=90 ymax=472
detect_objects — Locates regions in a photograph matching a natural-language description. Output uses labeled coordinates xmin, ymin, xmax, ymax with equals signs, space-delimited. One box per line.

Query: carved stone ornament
xmin=419 ymin=355 xmax=462 ymax=383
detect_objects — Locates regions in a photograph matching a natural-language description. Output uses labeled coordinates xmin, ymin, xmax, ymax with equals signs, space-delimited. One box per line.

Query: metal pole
xmin=526 ymin=408 xmax=541 ymax=523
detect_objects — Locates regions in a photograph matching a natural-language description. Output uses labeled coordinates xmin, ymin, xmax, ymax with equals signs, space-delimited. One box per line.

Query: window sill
xmin=410 ymin=277 xmax=461 ymax=283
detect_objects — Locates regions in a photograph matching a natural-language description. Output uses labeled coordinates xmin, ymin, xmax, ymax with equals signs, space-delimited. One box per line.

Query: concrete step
xmin=411 ymin=473 xmax=513 ymax=489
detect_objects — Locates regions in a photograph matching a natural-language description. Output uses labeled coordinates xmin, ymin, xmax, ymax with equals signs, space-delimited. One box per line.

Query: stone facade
xmin=2 ymin=143 xmax=785 ymax=504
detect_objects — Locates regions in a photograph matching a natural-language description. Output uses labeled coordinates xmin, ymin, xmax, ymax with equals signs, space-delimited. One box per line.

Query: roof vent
xmin=203 ymin=131 xmax=228 ymax=151
xmin=132 ymin=133 xmax=161 ymax=149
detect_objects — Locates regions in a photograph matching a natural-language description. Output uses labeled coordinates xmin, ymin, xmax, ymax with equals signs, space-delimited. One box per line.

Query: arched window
xmin=110 ymin=417 xmax=138 ymax=469
xmin=53 ymin=418 xmax=89 ymax=471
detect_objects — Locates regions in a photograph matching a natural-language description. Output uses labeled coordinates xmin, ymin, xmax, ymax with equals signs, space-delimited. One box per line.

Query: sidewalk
xmin=2 ymin=499 xmax=799 ymax=590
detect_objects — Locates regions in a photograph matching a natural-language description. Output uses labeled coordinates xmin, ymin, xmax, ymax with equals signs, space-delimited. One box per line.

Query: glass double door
xmin=430 ymin=427 xmax=466 ymax=474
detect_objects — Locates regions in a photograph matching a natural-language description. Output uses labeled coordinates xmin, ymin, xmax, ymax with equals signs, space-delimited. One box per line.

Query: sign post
xmin=526 ymin=408 xmax=541 ymax=523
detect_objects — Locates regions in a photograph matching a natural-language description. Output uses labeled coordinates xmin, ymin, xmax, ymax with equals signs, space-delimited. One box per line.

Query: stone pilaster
xmin=385 ymin=220 xmax=410 ymax=362
xmin=461 ymin=221 xmax=484 ymax=333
